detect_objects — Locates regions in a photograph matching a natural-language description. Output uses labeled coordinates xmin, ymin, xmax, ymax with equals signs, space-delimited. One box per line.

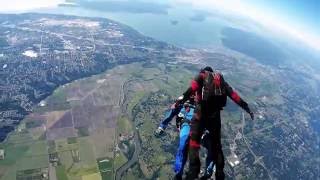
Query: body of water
xmin=34 ymin=5 xmax=231 ymax=48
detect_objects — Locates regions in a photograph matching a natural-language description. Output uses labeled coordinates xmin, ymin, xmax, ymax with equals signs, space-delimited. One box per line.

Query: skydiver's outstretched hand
xmin=249 ymin=111 xmax=254 ymax=121
xmin=243 ymin=105 xmax=254 ymax=120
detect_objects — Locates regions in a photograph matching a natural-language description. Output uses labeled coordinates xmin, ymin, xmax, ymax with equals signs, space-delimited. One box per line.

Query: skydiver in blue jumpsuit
xmin=155 ymin=96 xmax=184 ymax=133
xmin=155 ymin=96 xmax=215 ymax=180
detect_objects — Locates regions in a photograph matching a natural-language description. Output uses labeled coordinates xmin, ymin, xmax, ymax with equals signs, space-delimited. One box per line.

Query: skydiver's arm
xmin=181 ymin=72 xmax=205 ymax=102
xmin=159 ymin=104 xmax=182 ymax=129
xmin=224 ymin=78 xmax=253 ymax=118
xmin=181 ymin=87 xmax=193 ymax=103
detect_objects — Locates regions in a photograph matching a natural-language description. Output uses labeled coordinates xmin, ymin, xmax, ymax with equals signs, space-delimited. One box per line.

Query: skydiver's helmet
xmin=201 ymin=66 xmax=213 ymax=73
xmin=177 ymin=95 xmax=184 ymax=102
xmin=183 ymin=99 xmax=195 ymax=108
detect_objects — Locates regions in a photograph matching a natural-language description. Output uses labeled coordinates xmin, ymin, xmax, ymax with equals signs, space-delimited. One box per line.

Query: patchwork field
xmin=0 ymin=63 xmax=142 ymax=180
xmin=0 ymin=62 xmax=192 ymax=180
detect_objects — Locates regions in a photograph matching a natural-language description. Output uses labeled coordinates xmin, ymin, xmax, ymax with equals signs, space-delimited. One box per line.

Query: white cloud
xmin=172 ymin=0 xmax=320 ymax=51
xmin=0 ymin=0 xmax=63 ymax=13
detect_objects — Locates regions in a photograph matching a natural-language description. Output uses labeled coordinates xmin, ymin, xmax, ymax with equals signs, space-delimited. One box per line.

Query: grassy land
xmin=127 ymin=91 xmax=146 ymax=114
xmin=82 ymin=173 xmax=102 ymax=180
xmin=68 ymin=165 xmax=99 ymax=177
xmin=0 ymin=144 xmax=29 ymax=166
xmin=57 ymin=138 xmax=100 ymax=179
xmin=17 ymin=155 xmax=48 ymax=171
xmin=97 ymin=158 xmax=113 ymax=180
xmin=56 ymin=139 xmax=79 ymax=152
xmin=35 ymin=88 xmax=71 ymax=113
xmin=56 ymin=165 xmax=68 ymax=180
xmin=4 ymin=130 xmax=33 ymax=145
xmin=26 ymin=140 xmax=47 ymax=156
xmin=114 ymin=152 xmax=127 ymax=170
xmin=0 ymin=166 xmax=16 ymax=180
xmin=117 ymin=116 xmax=132 ymax=135
xmin=78 ymin=138 xmax=97 ymax=165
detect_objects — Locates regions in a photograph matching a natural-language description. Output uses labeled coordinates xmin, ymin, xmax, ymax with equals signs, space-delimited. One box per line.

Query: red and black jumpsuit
xmin=182 ymin=70 xmax=252 ymax=180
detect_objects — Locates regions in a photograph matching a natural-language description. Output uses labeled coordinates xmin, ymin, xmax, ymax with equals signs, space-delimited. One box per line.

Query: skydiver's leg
xmin=159 ymin=105 xmax=182 ymax=129
xmin=182 ymin=138 xmax=189 ymax=171
xmin=174 ymin=124 xmax=190 ymax=176
xmin=186 ymin=104 xmax=204 ymax=180
xmin=181 ymin=125 xmax=190 ymax=175
xmin=210 ymin=111 xmax=225 ymax=180
xmin=203 ymin=133 xmax=215 ymax=178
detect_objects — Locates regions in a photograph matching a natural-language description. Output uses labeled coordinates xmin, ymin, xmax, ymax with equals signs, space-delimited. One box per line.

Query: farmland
xmin=0 ymin=62 xmax=192 ymax=180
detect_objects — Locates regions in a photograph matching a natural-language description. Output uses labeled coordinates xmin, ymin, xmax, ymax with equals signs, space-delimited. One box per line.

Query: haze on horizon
xmin=0 ymin=0 xmax=319 ymax=51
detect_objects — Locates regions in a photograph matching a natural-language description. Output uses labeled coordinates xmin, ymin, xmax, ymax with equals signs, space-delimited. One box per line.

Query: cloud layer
xmin=0 ymin=0 xmax=63 ymax=12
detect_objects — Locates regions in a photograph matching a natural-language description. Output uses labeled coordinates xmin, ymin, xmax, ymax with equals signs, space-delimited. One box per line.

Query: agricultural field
xmin=0 ymin=61 xmax=195 ymax=180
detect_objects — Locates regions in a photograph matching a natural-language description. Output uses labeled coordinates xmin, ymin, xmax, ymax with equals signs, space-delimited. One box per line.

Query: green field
xmin=127 ymin=91 xmax=146 ymax=114
xmin=114 ymin=152 xmax=127 ymax=170
xmin=35 ymin=88 xmax=71 ymax=113
xmin=97 ymin=157 xmax=113 ymax=180
xmin=117 ymin=116 xmax=133 ymax=135
xmin=56 ymin=165 xmax=68 ymax=180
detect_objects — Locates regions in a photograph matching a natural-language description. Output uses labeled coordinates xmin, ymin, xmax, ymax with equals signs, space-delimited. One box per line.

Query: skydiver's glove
xmin=249 ymin=111 xmax=254 ymax=121
xmin=243 ymin=104 xmax=254 ymax=120
xmin=173 ymin=95 xmax=184 ymax=109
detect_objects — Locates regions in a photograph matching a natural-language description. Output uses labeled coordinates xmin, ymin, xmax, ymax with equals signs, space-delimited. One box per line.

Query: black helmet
xmin=201 ymin=66 xmax=213 ymax=72
xmin=184 ymin=96 xmax=195 ymax=107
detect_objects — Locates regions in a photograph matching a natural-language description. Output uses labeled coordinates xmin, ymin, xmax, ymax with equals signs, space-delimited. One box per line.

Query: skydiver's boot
xmin=200 ymin=175 xmax=210 ymax=180
xmin=215 ymin=170 xmax=225 ymax=180
xmin=174 ymin=173 xmax=182 ymax=180
xmin=214 ymin=153 xmax=225 ymax=180
xmin=200 ymin=172 xmax=212 ymax=180
xmin=200 ymin=161 xmax=215 ymax=180
xmin=154 ymin=127 xmax=164 ymax=137
xmin=185 ymin=147 xmax=201 ymax=180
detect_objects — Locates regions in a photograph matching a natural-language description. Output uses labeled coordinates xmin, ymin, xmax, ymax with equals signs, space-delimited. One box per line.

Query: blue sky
xmin=247 ymin=0 xmax=320 ymax=35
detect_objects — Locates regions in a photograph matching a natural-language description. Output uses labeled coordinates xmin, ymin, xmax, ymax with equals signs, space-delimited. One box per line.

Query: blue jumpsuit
xmin=173 ymin=106 xmax=194 ymax=176
xmin=159 ymin=105 xmax=214 ymax=177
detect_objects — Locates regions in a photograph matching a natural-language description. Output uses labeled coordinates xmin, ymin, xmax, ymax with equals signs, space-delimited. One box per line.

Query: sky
xmin=173 ymin=0 xmax=320 ymax=50
xmin=0 ymin=0 xmax=319 ymax=50
xmin=248 ymin=0 xmax=320 ymax=35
